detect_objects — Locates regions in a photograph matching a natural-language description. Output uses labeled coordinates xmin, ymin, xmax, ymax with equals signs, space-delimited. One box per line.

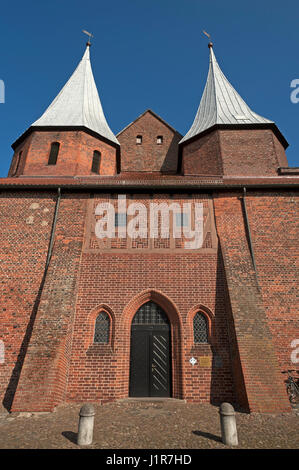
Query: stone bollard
xmin=219 ymin=402 xmax=238 ymax=446
xmin=77 ymin=404 xmax=95 ymax=446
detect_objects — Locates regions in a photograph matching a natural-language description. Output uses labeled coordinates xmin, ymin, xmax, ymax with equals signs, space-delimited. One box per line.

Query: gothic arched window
xmin=193 ymin=312 xmax=209 ymax=343
xmin=94 ymin=311 xmax=110 ymax=343
xmin=91 ymin=151 xmax=101 ymax=174
xmin=48 ymin=142 xmax=60 ymax=165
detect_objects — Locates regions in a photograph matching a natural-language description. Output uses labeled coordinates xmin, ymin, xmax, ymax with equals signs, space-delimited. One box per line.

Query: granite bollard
xmin=219 ymin=402 xmax=238 ymax=446
xmin=77 ymin=404 xmax=95 ymax=446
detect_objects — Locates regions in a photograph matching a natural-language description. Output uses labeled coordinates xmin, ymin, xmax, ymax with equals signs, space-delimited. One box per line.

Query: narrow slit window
xmin=136 ymin=135 xmax=142 ymax=145
xmin=94 ymin=312 xmax=110 ymax=344
xmin=92 ymin=151 xmax=101 ymax=174
xmin=157 ymin=135 xmax=163 ymax=144
xmin=193 ymin=312 xmax=209 ymax=343
xmin=48 ymin=142 xmax=60 ymax=165
xmin=12 ymin=151 xmax=22 ymax=176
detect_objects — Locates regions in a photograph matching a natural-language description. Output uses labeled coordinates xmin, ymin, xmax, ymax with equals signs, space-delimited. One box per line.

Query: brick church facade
xmin=0 ymin=42 xmax=298 ymax=413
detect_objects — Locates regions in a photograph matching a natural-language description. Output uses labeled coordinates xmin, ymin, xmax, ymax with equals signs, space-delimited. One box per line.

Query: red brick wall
xmin=0 ymin=192 xmax=56 ymax=409
xmin=219 ymin=129 xmax=286 ymax=176
xmin=245 ymin=192 xmax=299 ymax=377
xmin=11 ymin=193 xmax=88 ymax=412
xmin=9 ymin=130 xmax=117 ymax=177
xmin=118 ymin=111 xmax=181 ymax=173
xmin=181 ymin=128 xmax=288 ymax=177
xmin=8 ymin=136 xmax=32 ymax=177
xmin=213 ymin=192 xmax=292 ymax=413
xmin=66 ymin=250 xmax=235 ymax=404
xmin=182 ymin=131 xmax=223 ymax=176
xmin=1 ymin=188 xmax=296 ymax=413
xmin=65 ymin=193 xmax=235 ymax=406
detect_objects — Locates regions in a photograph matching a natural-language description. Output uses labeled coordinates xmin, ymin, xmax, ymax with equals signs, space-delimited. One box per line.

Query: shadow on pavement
xmin=62 ymin=431 xmax=78 ymax=444
xmin=192 ymin=430 xmax=222 ymax=443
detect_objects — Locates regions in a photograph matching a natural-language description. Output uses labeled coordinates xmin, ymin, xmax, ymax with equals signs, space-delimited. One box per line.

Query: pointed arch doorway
xmin=129 ymin=301 xmax=172 ymax=397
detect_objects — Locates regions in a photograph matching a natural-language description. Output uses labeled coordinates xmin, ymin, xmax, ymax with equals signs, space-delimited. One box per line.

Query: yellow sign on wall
xmin=199 ymin=356 xmax=212 ymax=367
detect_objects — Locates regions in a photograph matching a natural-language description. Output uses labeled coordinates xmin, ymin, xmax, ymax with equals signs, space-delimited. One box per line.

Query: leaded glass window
xmin=132 ymin=301 xmax=169 ymax=325
xmin=94 ymin=312 xmax=110 ymax=343
xmin=193 ymin=312 xmax=208 ymax=343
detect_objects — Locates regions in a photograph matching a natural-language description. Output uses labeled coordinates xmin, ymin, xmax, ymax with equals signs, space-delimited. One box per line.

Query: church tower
xmin=180 ymin=43 xmax=289 ymax=176
xmin=8 ymin=44 xmax=119 ymax=177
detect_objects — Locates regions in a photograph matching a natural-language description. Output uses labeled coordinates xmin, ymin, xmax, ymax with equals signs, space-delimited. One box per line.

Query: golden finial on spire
xmin=82 ymin=30 xmax=94 ymax=47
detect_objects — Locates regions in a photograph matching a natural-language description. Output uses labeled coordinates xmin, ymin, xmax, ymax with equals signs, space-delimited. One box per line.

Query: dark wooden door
xmin=129 ymin=302 xmax=171 ymax=397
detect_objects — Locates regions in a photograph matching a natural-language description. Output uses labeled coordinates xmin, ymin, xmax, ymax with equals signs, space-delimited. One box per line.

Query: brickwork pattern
xmin=118 ymin=111 xmax=181 ymax=173
xmin=9 ymin=130 xmax=117 ymax=177
xmin=182 ymin=128 xmax=287 ymax=177
xmin=0 ymin=192 xmax=56 ymax=409
xmin=66 ymin=194 xmax=235 ymax=406
xmin=11 ymin=194 xmax=88 ymax=412
xmin=213 ymin=193 xmax=292 ymax=413
xmin=245 ymin=192 xmax=299 ymax=379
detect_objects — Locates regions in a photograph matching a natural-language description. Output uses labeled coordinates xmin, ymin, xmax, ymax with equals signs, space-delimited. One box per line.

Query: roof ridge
xmin=117 ymin=109 xmax=182 ymax=137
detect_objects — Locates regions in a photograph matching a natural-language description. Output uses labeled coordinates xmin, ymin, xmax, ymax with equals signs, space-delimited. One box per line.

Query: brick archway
xmin=120 ymin=289 xmax=184 ymax=399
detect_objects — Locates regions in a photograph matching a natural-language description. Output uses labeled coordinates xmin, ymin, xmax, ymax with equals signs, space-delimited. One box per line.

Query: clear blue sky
xmin=0 ymin=0 xmax=298 ymax=177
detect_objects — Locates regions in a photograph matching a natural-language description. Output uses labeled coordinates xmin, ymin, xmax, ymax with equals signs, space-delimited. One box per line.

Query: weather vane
xmin=82 ymin=30 xmax=94 ymax=46
xmin=203 ymin=30 xmax=213 ymax=48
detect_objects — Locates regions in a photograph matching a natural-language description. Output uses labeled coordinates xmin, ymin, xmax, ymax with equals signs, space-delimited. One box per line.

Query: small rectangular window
xmin=136 ymin=135 xmax=142 ymax=144
xmin=157 ymin=136 xmax=163 ymax=144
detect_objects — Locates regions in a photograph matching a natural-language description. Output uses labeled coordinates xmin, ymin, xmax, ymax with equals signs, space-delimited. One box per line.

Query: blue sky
xmin=0 ymin=0 xmax=298 ymax=177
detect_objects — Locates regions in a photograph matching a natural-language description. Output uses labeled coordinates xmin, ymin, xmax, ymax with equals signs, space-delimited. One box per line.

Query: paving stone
xmin=0 ymin=401 xmax=298 ymax=449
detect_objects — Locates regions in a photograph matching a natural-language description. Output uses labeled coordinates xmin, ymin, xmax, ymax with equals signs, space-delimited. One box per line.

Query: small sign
xmin=199 ymin=356 xmax=212 ymax=367
xmin=189 ymin=357 xmax=197 ymax=366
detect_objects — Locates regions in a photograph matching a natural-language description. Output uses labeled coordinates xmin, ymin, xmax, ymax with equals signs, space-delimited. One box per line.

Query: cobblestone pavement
xmin=0 ymin=400 xmax=298 ymax=449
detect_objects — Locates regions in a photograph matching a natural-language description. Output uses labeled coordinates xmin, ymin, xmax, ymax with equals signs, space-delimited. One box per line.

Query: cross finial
xmin=203 ymin=30 xmax=213 ymax=48
xmin=82 ymin=29 xmax=94 ymax=47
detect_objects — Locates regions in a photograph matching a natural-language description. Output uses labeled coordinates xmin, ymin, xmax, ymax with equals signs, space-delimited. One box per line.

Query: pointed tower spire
xmin=180 ymin=43 xmax=273 ymax=144
xmin=31 ymin=44 xmax=119 ymax=145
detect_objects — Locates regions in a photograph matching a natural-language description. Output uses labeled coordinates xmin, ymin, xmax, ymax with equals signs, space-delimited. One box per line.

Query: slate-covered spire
xmin=32 ymin=44 xmax=119 ymax=145
xmin=180 ymin=43 xmax=273 ymax=144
